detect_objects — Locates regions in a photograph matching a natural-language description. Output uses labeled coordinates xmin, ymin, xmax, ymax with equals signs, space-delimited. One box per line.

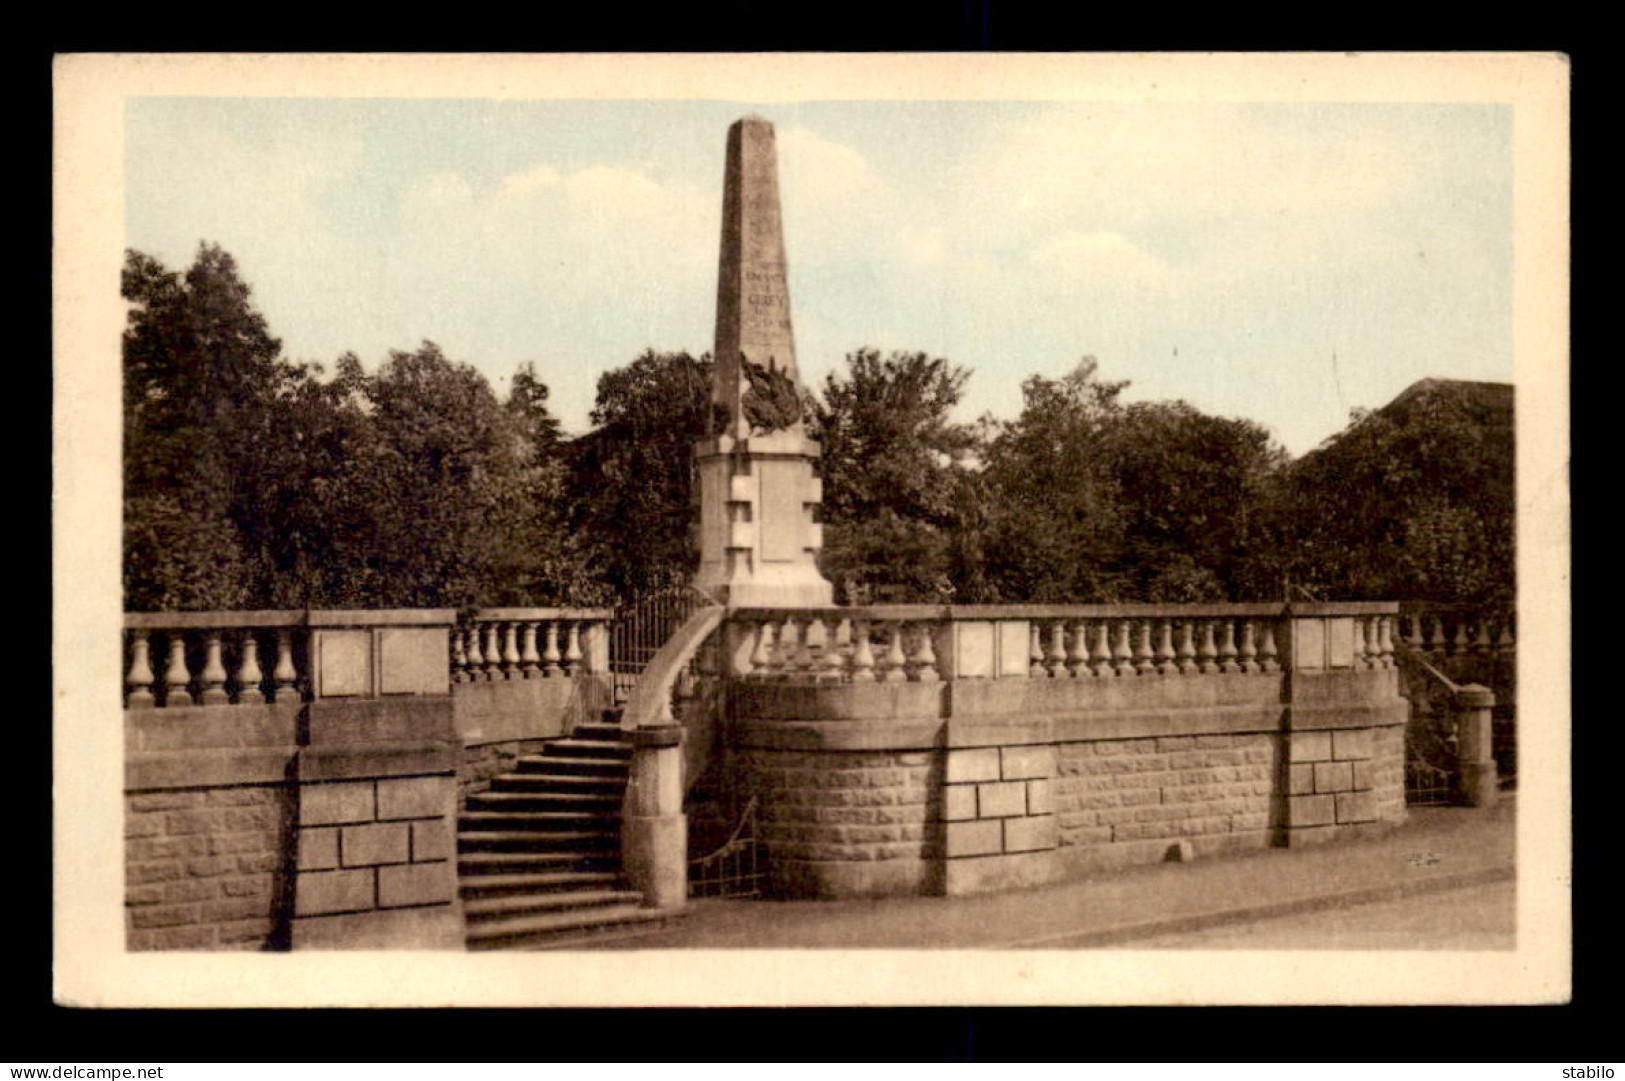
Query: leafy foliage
xmin=1267 ymin=383 xmax=1514 ymax=611
xmin=122 ymin=246 xmax=592 ymax=610
xmin=122 ymin=244 xmax=1511 ymax=618
xmin=567 ymin=349 xmax=714 ymax=602
xmin=811 ymin=349 xmax=980 ymax=602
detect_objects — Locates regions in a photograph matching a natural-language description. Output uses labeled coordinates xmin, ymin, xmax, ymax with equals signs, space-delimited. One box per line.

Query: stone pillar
xmin=289 ymin=615 xmax=463 ymax=949
xmin=621 ymin=725 xmax=688 ymax=910
xmin=692 ymin=115 xmax=833 ymax=608
xmin=1452 ymin=683 xmax=1499 ymax=808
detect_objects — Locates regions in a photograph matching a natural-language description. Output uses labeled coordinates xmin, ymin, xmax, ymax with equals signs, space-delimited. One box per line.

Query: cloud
xmin=1028 ymin=229 xmax=1169 ymax=290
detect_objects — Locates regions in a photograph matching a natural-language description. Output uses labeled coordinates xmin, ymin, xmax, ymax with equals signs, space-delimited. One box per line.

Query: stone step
xmin=464 ymin=888 xmax=643 ymax=920
xmin=457 ymin=851 xmax=620 ymax=875
xmin=489 ymin=771 xmax=627 ymax=791
xmin=515 ymin=755 xmax=630 ymax=776
xmin=459 ymin=870 xmax=621 ymax=897
xmin=465 ymin=903 xmax=671 ymax=951
xmin=457 ymin=829 xmax=618 ymax=852
xmin=459 ymin=810 xmax=620 ymax=831
xmin=573 ymin=723 xmax=627 ymax=742
xmin=466 ymin=790 xmax=622 ymax=811
xmin=544 ymin=739 xmax=633 ymax=759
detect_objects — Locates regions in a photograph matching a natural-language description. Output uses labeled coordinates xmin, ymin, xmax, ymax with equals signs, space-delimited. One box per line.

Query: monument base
xmin=692 ymin=564 xmax=834 ymax=609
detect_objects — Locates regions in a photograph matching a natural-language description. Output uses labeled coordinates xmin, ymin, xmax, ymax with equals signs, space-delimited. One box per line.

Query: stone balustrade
xmin=125 ymin=609 xmax=613 ymax=709
xmin=450 ymin=608 xmax=612 ymax=683
xmin=1398 ymin=607 xmax=1515 ymax=658
xmin=125 ymin=612 xmax=309 ymax=709
xmin=726 ymin=604 xmax=1400 ymax=683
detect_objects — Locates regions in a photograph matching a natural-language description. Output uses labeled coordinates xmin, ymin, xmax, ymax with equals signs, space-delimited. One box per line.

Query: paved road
xmin=1103 ymin=880 xmax=1515 ymax=950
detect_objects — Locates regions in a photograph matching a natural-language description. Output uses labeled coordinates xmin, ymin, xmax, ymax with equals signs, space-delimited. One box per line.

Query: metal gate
xmin=609 ymin=585 xmax=716 ymax=704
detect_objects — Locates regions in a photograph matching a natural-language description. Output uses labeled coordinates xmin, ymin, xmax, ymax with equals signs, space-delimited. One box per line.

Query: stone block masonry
xmin=941 ymin=745 xmax=1058 ymax=891
xmin=1054 ymin=733 xmax=1277 ymax=853
xmin=125 ymin=784 xmax=295 ymax=951
xmin=292 ymin=772 xmax=459 ymax=943
xmin=724 ymin=612 xmax=1413 ymax=898
xmin=729 ymin=747 xmax=941 ymax=898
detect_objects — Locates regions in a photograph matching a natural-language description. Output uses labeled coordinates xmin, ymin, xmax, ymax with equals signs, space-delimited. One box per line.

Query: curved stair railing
xmin=1394 ymin=642 xmax=1502 ymax=807
xmin=618 ymin=603 xmax=727 ymax=907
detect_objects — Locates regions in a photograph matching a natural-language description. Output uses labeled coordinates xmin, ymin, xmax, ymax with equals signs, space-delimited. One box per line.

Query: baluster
xmin=1176 ymin=620 xmax=1198 ymax=675
xmin=913 ymin=622 xmax=941 ymax=682
xmin=237 ymin=630 xmax=265 ymax=705
xmin=1472 ymin=620 xmax=1493 ymax=656
xmin=197 ymin=632 xmax=228 ymax=705
xmin=1258 ymin=621 xmax=1280 ymax=673
xmin=272 ymin=629 xmax=298 ymax=702
xmin=851 ymin=618 xmax=876 ymax=682
xmin=1112 ymin=620 xmax=1135 ymax=676
xmin=1450 ymin=619 xmax=1469 ymax=656
xmin=816 ymin=616 xmax=845 ymax=682
xmin=1378 ymin=616 xmax=1395 ymax=668
xmin=126 ymin=630 xmax=155 ymax=708
xmin=501 ymin=621 xmax=521 ymax=679
xmin=1427 ymin=617 xmax=1445 ymax=653
xmin=1029 ymin=623 xmax=1046 ymax=678
xmin=881 ymin=623 xmax=908 ymax=684
xmin=1130 ymin=620 xmax=1152 ymax=675
xmin=1154 ymin=619 xmax=1176 ymax=675
xmin=519 ymin=622 xmax=540 ymax=679
xmin=1353 ymin=618 xmax=1371 ymax=669
xmin=1216 ymin=620 xmax=1238 ymax=674
xmin=164 ymin=631 xmax=194 ymax=707
xmin=1403 ymin=615 xmax=1422 ymax=650
xmin=745 ymin=618 xmax=770 ymax=679
xmin=783 ymin=617 xmax=809 ymax=681
xmin=482 ymin=623 xmax=502 ymax=681
xmin=1090 ymin=620 xmax=1113 ymax=677
xmin=563 ymin=621 xmax=583 ymax=676
xmin=1237 ymin=620 xmax=1258 ymax=674
xmin=1197 ymin=620 xmax=1218 ymax=675
xmin=1065 ymin=620 xmax=1088 ymax=677
xmin=1045 ymin=620 xmax=1065 ymax=678
xmin=466 ymin=623 xmax=486 ymax=680
xmin=450 ymin=625 xmax=469 ymax=683
xmin=759 ymin=618 xmax=785 ymax=680
xmin=1496 ymin=619 xmax=1515 ymax=655
xmin=542 ymin=621 xmax=562 ymax=676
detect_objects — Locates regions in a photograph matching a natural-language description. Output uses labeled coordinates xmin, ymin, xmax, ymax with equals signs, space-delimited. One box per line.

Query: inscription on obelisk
xmin=692 ymin=116 xmax=832 ymax=608
xmin=713 ymin=116 xmax=801 ymax=440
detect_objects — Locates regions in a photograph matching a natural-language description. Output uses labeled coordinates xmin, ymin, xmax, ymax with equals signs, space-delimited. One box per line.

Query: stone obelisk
xmin=692 ymin=117 xmax=833 ymax=607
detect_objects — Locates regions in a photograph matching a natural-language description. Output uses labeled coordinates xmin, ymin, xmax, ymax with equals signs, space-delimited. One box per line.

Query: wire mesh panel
xmin=688 ymin=796 xmax=767 ymax=900
xmin=1405 ymin=700 xmax=1459 ymax=806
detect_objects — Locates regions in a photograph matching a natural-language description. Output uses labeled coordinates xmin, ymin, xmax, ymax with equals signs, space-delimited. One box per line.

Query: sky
xmin=125 ymin=97 xmax=1512 ymax=456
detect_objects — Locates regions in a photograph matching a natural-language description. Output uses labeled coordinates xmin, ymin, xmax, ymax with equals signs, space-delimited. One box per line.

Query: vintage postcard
xmin=53 ymin=52 xmax=1569 ymax=1006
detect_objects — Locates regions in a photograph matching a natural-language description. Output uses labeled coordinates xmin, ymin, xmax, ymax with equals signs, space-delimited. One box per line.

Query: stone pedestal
xmin=621 ymin=725 xmax=688 ymax=910
xmin=693 ymin=431 xmax=831 ymax=607
xmin=1453 ymin=683 xmax=1499 ymax=808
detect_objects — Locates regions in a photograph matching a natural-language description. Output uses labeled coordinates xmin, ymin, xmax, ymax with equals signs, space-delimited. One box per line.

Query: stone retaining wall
xmin=124 ymin=783 xmax=293 ymax=950
xmin=723 ymin=612 xmax=1411 ymax=899
xmin=729 ymin=747 xmax=942 ymax=897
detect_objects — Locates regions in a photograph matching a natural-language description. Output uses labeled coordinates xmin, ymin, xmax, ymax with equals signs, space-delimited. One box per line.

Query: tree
xmin=1269 ymin=380 xmax=1514 ymax=612
xmin=810 ymin=349 xmax=981 ymax=602
xmin=974 ymin=358 xmax=1286 ymax=603
xmin=568 ymin=350 xmax=714 ymax=602
xmin=976 ymin=358 xmax=1131 ymax=602
xmin=122 ymin=244 xmax=296 ymax=610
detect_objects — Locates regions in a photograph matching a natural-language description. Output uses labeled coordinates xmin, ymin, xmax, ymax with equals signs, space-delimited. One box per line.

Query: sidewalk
xmin=584 ymin=797 xmax=1515 ymax=950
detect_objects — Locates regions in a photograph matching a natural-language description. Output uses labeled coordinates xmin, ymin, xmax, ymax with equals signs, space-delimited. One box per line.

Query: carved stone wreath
xmin=740 ymin=354 xmax=802 ymax=435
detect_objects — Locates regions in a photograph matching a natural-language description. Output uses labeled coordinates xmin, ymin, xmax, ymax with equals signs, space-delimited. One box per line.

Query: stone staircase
xmin=458 ymin=713 xmax=679 ymax=949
